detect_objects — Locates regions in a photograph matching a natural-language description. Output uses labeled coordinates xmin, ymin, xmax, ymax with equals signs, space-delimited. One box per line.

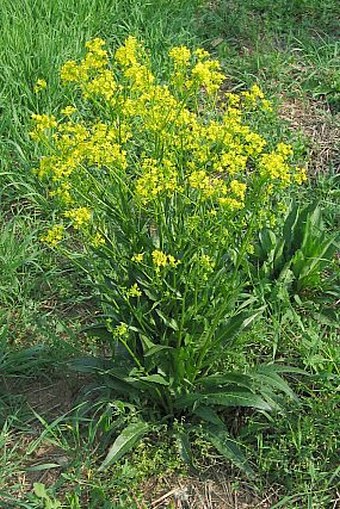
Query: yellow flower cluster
xmin=188 ymin=170 xmax=247 ymax=211
xmin=30 ymin=114 xmax=57 ymax=140
xmin=241 ymin=84 xmax=272 ymax=111
xmin=152 ymin=250 xmax=179 ymax=270
xmin=41 ymin=225 xmax=64 ymax=247
xmin=61 ymin=105 xmax=77 ymax=117
xmin=64 ymin=207 xmax=91 ymax=229
xmin=49 ymin=181 xmax=73 ymax=205
xmin=260 ymin=143 xmax=293 ymax=184
xmin=191 ymin=59 xmax=224 ymax=95
xmin=115 ymin=36 xmax=139 ymax=67
xmin=91 ymin=232 xmax=105 ymax=248
xmin=131 ymin=253 xmax=144 ymax=263
xmin=35 ymin=119 xmax=127 ymax=185
xmin=34 ymin=79 xmax=47 ymax=93
xmin=195 ymin=253 xmax=216 ymax=281
xmin=295 ymin=167 xmax=307 ymax=185
xmin=126 ymin=283 xmax=142 ymax=298
xmin=113 ymin=322 xmax=129 ymax=338
xmin=169 ymin=46 xmax=191 ymax=66
xmin=61 ymin=38 xmax=108 ymax=83
xmin=33 ymin=37 xmax=307 ymax=246
xmin=135 ymin=158 xmax=179 ymax=204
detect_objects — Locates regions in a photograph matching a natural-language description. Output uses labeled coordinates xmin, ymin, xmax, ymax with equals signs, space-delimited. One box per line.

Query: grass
xmin=0 ymin=0 xmax=339 ymax=507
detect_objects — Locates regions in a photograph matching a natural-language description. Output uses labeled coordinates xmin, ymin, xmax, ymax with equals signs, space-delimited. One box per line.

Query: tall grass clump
xmin=30 ymin=37 xmax=308 ymax=471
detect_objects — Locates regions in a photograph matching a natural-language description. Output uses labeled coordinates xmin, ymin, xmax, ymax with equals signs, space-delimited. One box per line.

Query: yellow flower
xmin=218 ymin=197 xmax=244 ymax=210
xmin=64 ymin=207 xmax=91 ymax=229
xmin=60 ymin=60 xmax=84 ymax=83
xmin=260 ymin=151 xmax=291 ymax=184
xmin=152 ymin=249 xmax=168 ymax=268
xmin=41 ymin=225 xmax=64 ymax=247
xmin=91 ymin=232 xmax=105 ymax=248
xmin=61 ymin=105 xmax=77 ymax=116
xmin=85 ymin=37 xmax=106 ymax=53
xmin=191 ymin=59 xmax=224 ymax=95
xmin=132 ymin=253 xmax=144 ymax=263
xmin=224 ymin=92 xmax=240 ymax=107
xmin=152 ymin=250 xmax=179 ymax=269
xmin=30 ymin=114 xmax=57 ymax=140
xmin=277 ymin=142 xmax=293 ymax=157
xmin=115 ymin=36 xmax=139 ymax=67
xmin=135 ymin=158 xmax=179 ymax=204
xmin=113 ymin=322 xmax=129 ymax=338
xmin=49 ymin=181 xmax=73 ymax=205
xmin=188 ymin=170 xmax=213 ymax=196
xmin=169 ymin=46 xmax=191 ymax=66
xmin=194 ymin=48 xmax=211 ymax=60
xmin=241 ymin=84 xmax=265 ymax=106
xmin=126 ymin=283 xmax=142 ymax=298
xmin=34 ymin=79 xmax=47 ymax=93
xmin=295 ymin=167 xmax=308 ymax=184
xmin=261 ymin=99 xmax=272 ymax=112
xmin=230 ymin=180 xmax=247 ymax=200
xmin=83 ymin=69 xmax=117 ymax=101
xmin=31 ymin=113 xmax=57 ymax=130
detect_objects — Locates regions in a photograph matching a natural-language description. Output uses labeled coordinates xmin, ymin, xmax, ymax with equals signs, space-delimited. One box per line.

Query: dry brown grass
xmin=280 ymin=97 xmax=340 ymax=175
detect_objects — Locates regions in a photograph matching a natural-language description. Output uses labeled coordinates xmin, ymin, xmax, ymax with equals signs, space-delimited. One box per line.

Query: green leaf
xmin=203 ymin=392 xmax=272 ymax=411
xmin=193 ymin=406 xmax=225 ymax=426
xmin=259 ymin=228 xmax=277 ymax=260
xmin=176 ymin=429 xmax=196 ymax=470
xmin=155 ymin=309 xmax=179 ymax=331
xmin=139 ymin=374 xmax=169 ymax=385
xmin=98 ymin=421 xmax=149 ymax=471
xmin=144 ymin=344 xmax=174 ymax=357
xmin=252 ymin=367 xmax=297 ymax=400
xmin=176 ymin=391 xmax=272 ymax=411
xmin=214 ymin=308 xmax=264 ymax=349
xmin=198 ymin=372 xmax=253 ymax=390
xmin=204 ymin=425 xmax=254 ymax=477
xmin=283 ymin=201 xmax=299 ymax=249
xmin=68 ymin=356 xmax=115 ymax=373
xmin=33 ymin=482 xmax=48 ymax=499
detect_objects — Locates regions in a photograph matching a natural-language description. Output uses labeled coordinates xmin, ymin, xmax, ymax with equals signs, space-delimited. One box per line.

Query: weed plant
xmin=0 ymin=0 xmax=339 ymax=507
xmin=28 ymin=37 xmax=311 ymax=471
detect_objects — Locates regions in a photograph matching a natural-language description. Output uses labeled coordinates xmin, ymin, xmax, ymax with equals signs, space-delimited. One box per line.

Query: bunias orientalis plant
xmin=31 ymin=37 xmax=306 ymax=473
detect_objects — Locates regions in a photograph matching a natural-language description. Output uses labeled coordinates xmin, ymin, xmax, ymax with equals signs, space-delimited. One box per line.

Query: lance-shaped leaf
xmin=176 ymin=390 xmax=272 ymax=411
xmin=98 ymin=421 xmax=149 ymax=471
xmin=204 ymin=425 xmax=255 ymax=477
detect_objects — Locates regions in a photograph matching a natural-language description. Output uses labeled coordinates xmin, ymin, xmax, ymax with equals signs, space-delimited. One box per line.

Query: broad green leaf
xmin=155 ymin=309 xmax=179 ymax=331
xmin=98 ymin=421 xmax=149 ymax=471
xmin=198 ymin=373 xmax=253 ymax=389
xmin=256 ymin=364 xmax=306 ymax=376
xmin=283 ymin=201 xmax=299 ymax=246
xmin=214 ymin=308 xmax=264 ymax=349
xmin=176 ymin=429 xmax=195 ymax=470
xmin=139 ymin=374 xmax=169 ymax=385
xmin=259 ymin=229 xmax=277 ymax=260
xmin=203 ymin=392 xmax=272 ymax=411
xmin=140 ymin=334 xmax=155 ymax=353
xmin=68 ymin=357 xmax=115 ymax=373
xmin=33 ymin=483 xmax=48 ymax=499
xmin=193 ymin=406 xmax=225 ymax=426
xmin=176 ymin=391 xmax=272 ymax=411
xmin=253 ymin=369 xmax=297 ymax=400
xmin=144 ymin=344 xmax=174 ymax=357
xmin=204 ymin=426 xmax=254 ymax=477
